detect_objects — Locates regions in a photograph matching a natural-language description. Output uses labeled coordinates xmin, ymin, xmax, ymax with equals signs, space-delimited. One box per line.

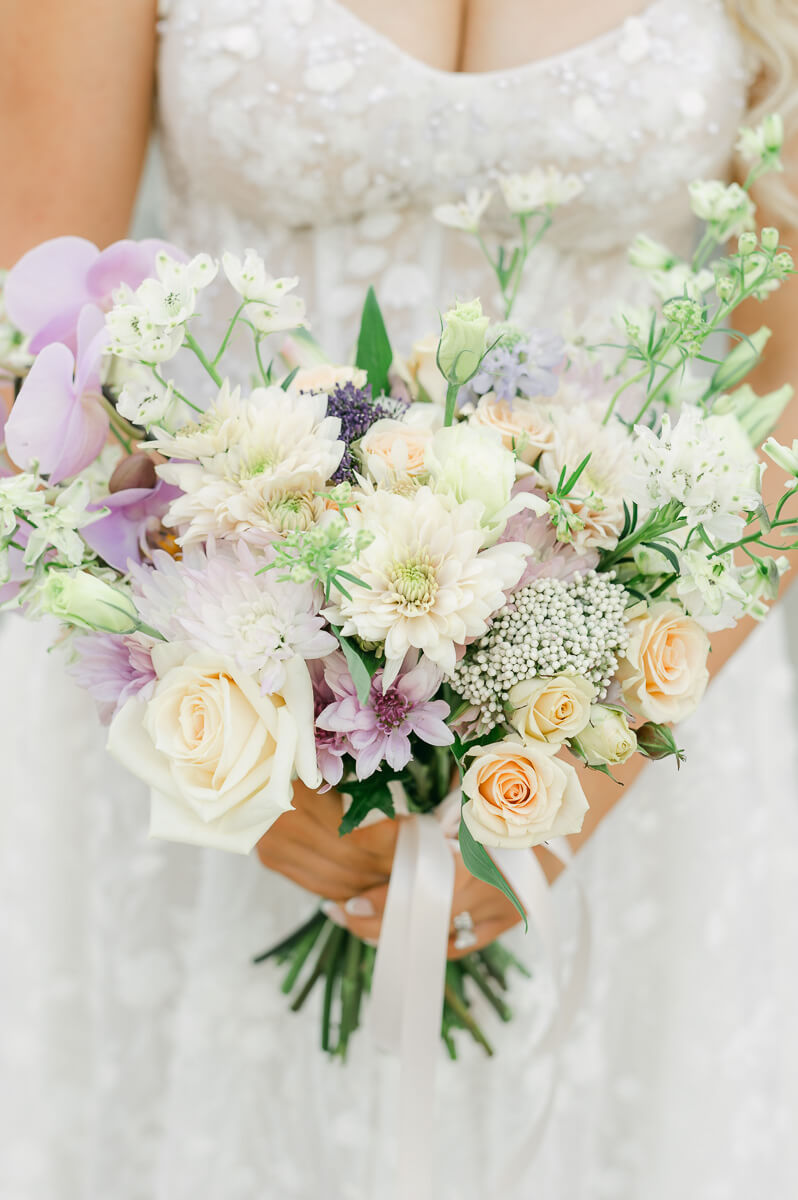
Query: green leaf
xmin=458 ymin=817 xmax=528 ymax=930
xmin=281 ymin=366 xmax=300 ymax=391
xmin=355 ymin=287 xmax=393 ymax=395
xmin=559 ymin=452 xmax=592 ymax=497
xmin=642 ymin=540 xmax=681 ymax=574
xmin=332 ymin=625 xmax=380 ymax=704
xmin=337 ymin=771 xmax=399 ymax=835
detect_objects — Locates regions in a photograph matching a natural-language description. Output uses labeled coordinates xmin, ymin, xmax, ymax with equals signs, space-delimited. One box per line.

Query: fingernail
xmin=321 ymin=900 xmax=346 ymax=926
xmin=344 ymin=896 xmax=375 ymax=918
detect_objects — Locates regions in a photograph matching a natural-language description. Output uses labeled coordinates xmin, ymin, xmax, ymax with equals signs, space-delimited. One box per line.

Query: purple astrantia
xmin=464 ymin=328 xmax=565 ymax=405
xmin=4 ymin=305 xmax=109 ymax=484
xmin=316 ymin=651 xmax=453 ymax=781
xmin=3 ymin=236 xmax=178 ymax=354
xmin=68 ymin=632 xmax=156 ymax=724
xmin=324 ymin=381 xmax=408 ymax=483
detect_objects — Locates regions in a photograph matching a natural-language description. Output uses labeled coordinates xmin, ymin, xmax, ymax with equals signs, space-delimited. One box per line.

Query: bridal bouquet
xmin=1 ymin=114 xmax=796 ymax=1058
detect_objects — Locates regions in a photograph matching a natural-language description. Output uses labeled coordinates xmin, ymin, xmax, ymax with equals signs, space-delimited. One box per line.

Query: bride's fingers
xmin=334 ymin=881 xmax=390 ymax=942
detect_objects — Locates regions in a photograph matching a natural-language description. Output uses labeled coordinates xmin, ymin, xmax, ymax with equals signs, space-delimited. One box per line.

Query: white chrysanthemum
xmin=323 ymin=486 xmax=529 ymax=685
xmin=537 ymin=407 xmax=634 ymax=550
xmin=131 ymin=543 xmax=336 ymax=692
xmin=630 ymin=406 xmax=761 ymax=541
xmin=156 ymin=385 xmax=343 ymax=546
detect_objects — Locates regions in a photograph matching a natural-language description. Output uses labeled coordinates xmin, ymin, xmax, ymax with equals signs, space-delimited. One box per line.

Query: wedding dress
xmin=3 ymin=1 xmax=798 ymax=1197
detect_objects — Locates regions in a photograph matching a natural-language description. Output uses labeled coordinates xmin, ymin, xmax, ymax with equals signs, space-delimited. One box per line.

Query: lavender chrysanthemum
xmin=316 ymin=651 xmax=453 ymax=781
xmin=324 ymin=381 xmax=408 ymax=483
xmin=68 ymin=632 xmax=156 ymax=724
xmin=464 ymin=328 xmax=565 ymax=405
xmin=130 ymin=542 xmax=337 ymax=693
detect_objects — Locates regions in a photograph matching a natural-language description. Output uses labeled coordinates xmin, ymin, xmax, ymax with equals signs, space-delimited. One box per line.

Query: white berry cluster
xmin=450 ymin=570 xmax=630 ymax=730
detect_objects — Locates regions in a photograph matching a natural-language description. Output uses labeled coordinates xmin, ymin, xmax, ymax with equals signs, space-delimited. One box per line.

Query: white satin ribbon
xmin=369 ymin=798 xmax=590 ymax=1200
xmin=369 ymin=809 xmax=456 ymax=1200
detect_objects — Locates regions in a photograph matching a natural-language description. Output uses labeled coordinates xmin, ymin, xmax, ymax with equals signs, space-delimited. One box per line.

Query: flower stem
xmin=184 ymin=330 xmax=223 ymax=387
xmin=443 ymin=380 xmax=460 ymax=427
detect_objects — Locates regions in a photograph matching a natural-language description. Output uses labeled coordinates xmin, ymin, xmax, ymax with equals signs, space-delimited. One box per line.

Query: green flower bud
xmin=715 ymin=274 xmax=736 ymax=303
xmin=773 ymin=251 xmax=794 ymax=277
xmin=575 ymin=705 xmax=637 ymax=767
xmin=763 ymin=437 xmax=798 ymax=476
xmin=761 ymin=226 xmax=780 ymax=252
xmin=437 ymin=299 xmax=490 ymax=385
xmin=38 ymin=570 xmax=140 ymax=633
xmin=709 ymin=326 xmax=771 ymax=394
xmin=635 ymin=721 xmax=686 ymax=765
xmin=712 ymin=383 xmax=794 ymax=446
xmin=762 ymin=112 xmax=784 ymax=155
xmin=738 ymin=232 xmax=758 ymax=256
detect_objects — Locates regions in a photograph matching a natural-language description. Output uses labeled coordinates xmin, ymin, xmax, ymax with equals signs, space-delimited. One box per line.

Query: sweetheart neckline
xmin=321 ymin=0 xmax=669 ymax=83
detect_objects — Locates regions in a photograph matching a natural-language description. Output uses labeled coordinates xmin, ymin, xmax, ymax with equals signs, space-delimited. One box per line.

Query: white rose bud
xmin=576 ymin=705 xmax=637 ymax=766
xmin=437 ymin=299 xmax=490 ymax=385
xmin=38 ymin=570 xmax=140 ymax=633
xmin=424 ymin=423 xmax=517 ymax=535
xmin=507 ymin=674 xmax=595 ymax=745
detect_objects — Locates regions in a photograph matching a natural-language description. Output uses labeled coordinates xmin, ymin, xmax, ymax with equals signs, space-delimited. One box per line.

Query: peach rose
xmin=291 ymin=364 xmax=367 ymax=393
xmin=359 ymin=418 xmax=433 ymax=484
xmin=469 ymin=394 xmax=556 ymax=466
xmin=107 ymin=643 xmax=320 ymax=853
xmin=616 ymin=602 xmax=710 ymax=724
xmin=462 ymin=740 xmax=588 ymax=849
xmin=507 ymin=674 xmax=595 ymax=744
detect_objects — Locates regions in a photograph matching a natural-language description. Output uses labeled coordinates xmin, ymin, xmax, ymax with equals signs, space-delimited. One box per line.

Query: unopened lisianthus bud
xmin=37 ymin=570 xmax=140 ymax=633
xmin=437 ymin=299 xmax=490 ymax=385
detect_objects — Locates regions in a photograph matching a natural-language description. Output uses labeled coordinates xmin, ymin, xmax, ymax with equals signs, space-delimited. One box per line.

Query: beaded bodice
xmin=156 ymin=0 xmax=750 ymax=353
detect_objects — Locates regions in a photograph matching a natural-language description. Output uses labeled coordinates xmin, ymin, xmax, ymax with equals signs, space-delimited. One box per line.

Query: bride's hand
xmin=330 ymin=855 xmax=523 ymax=959
xmin=256 ymin=780 xmax=399 ymax=902
xmin=256 ymin=781 xmax=523 ymax=957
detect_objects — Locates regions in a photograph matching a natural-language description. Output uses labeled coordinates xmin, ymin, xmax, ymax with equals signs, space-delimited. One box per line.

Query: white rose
xmin=507 ymin=674 xmax=595 ymax=744
xmin=576 ymin=705 xmax=637 ymax=766
xmin=107 ymin=644 xmax=320 ymax=853
xmin=616 ymin=602 xmax=710 ymax=724
xmin=425 ymin=423 xmax=546 ymax=539
xmin=462 ymin=740 xmax=588 ymax=849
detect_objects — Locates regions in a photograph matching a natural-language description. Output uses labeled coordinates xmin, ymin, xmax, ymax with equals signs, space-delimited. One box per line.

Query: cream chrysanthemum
xmin=537 ymin=406 xmax=633 ymax=551
xmin=157 ymin=385 xmax=343 ymax=546
xmin=323 ymin=486 xmax=529 ymax=685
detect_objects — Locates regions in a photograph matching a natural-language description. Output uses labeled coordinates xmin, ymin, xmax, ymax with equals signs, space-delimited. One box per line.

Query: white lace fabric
xmin=3 ymin=2 xmax=798 ymax=1197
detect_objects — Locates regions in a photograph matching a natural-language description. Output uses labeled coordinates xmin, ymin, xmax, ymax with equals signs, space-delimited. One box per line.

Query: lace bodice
xmin=157 ymin=0 xmax=751 ymax=353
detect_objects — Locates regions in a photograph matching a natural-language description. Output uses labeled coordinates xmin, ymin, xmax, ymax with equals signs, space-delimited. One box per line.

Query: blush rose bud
xmin=635 ymin=722 xmax=686 ymax=767
xmin=37 ymin=570 xmax=140 ymax=633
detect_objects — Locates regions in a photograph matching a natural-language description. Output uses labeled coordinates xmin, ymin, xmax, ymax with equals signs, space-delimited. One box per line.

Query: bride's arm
xmin=0 ymin=0 xmax=158 ymax=260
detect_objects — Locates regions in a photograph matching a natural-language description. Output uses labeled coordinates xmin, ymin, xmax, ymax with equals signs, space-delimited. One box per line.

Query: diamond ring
xmin=452 ymin=910 xmax=478 ymax=951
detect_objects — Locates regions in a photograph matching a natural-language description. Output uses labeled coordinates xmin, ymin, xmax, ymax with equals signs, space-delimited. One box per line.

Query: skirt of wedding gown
xmin=2 ymin=608 xmax=798 ymax=1200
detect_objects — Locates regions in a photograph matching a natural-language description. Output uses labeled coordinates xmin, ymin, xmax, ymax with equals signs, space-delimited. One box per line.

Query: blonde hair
xmin=727 ymin=0 xmax=798 ymax=225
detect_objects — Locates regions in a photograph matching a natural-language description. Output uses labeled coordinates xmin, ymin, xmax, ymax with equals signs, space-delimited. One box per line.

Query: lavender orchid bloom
xmin=83 ymin=480 xmax=182 ymax=573
xmin=3 ymin=236 xmax=178 ymax=354
xmin=317 ymin=651 xmax=453 ymax=781
xmin=4 ymin=306 xmax=109 ymax=483
xmin=4 ymin=305 xmax=109 ymax=484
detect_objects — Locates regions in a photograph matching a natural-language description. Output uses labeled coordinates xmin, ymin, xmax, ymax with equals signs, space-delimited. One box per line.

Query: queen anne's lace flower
xmin=323 ymin=486 xmax=529 ymax=686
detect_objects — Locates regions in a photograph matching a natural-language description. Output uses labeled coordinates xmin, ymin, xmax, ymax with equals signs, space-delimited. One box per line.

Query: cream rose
xmin=507 ymin=674 xmax=595 ymax=744
xmin=616 ymin=602 xmax=710 ymax=724
xmin=405 ymin=334 xmax=447 ymax=405
xmin=462 ymin=740 xmax=588 ymax=849
xmin=469 ymin=394 xmax=556 ymax=467
xmin=291 ymin=364 xmax=367 ymax=393
xmin=359 ymin=418 xmax=433 ymax=484
xmin=107 ymin=643 xmax=320 ymax=853
xmin=576 ymin=705 xmax=637 ymax=766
